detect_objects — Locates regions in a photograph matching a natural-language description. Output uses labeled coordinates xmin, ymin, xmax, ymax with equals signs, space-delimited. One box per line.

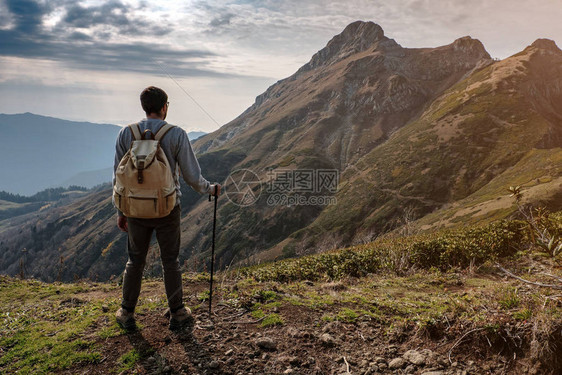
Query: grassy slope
xmin=290 ymin=44 xmax=562 ymax=253
xmin=0 ymin=189 xmax=130 ymax=282
xmin=415 ymin=148 xmax=562 ymax=230
xmin=1 ymin=214 xmax=561 ymax=374
xmin=0 ymin=278 xmax=113 ymax=373
xmin=0 ymin=200 xmax=25 ymax=211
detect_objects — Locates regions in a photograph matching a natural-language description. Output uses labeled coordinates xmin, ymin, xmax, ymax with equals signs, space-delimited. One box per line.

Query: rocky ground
xmin=4 ymin=214 xmax=562 ymax=375
xmin=2 ymin=250 xmax=562 ymax=375
xmin=53 ymin=270 xmax=560 ymax=375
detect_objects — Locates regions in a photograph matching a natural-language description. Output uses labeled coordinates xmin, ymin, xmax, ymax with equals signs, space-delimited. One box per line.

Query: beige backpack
xmin=113 ymin=123 xmax=177 ymax=218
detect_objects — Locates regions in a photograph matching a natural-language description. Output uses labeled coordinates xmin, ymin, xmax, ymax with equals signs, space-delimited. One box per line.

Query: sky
xmin=0 ymin=0 xmax=560 ymax=133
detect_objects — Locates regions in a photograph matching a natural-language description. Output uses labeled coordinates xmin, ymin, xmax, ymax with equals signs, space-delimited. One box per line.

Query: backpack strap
xmin=154 ymin=123 xmax=175 ymax=141
xmin=129 ymin=123 xmax=142 ymax=140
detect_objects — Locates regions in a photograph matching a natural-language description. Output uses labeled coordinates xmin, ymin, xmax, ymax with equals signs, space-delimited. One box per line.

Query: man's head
xmin=140 ymin=86 xmax=168 ymax=119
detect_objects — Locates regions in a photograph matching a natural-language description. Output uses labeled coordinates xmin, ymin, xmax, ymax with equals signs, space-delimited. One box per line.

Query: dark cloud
xmin=209 ymin=13 xmax=235 ymax=28
xmin=63 ymin=1 xmax=128 ymax=28
xmin=0 ymin=0 xmax=249 ymax=78
xmin=5 ymin=0 xmax=48 ymax=33
xmin=0 ymin=24 xmax=226 ymax=77
xmin=61 ymin=0 xmax=171 ymax=36
xmin=67 ymin=1 xmax=170 ymax=36
xmin=68 ymin=31 xmax=92 ymax=41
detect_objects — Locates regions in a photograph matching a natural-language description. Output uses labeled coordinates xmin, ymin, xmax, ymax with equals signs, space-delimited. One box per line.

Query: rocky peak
xmin=530 ymin=38 xmax=561 ymax=52
xmin=330 ymin=21 xmax=385 ymax=50
xmin=451 ymin=36 xmax=491 ymax=59
xmin=298 ymin=21 xmax=393 ymax=72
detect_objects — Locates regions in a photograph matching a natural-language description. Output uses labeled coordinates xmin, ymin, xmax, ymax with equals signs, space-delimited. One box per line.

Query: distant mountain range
xmin=1 ymin=21 xmax=560 ymax=282
xmin=0 ymin=113 xmax=207 ymax=195
xmin=0 ymin=113 xmax=120 ymax=195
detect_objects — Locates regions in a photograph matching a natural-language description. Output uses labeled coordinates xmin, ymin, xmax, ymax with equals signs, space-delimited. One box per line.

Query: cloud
xmin=68 ymin=31 xmax=92 ymax=41
xmin=0 ymin=26 xmax=228 ymax=77
xmin=191 ymin=0 xmax=562 ymax=54
xmin=2 ymin=0 xmax=561 ymax=129
xmin=0 ymin=0 xmax=261 ymax=78
xmin=61 ymin=0 xmax=171 ymax=36
xmin=5 ymin=0 xmax=47 ymax=33
xmin=209 ymin=13 xmax=235 ymax=28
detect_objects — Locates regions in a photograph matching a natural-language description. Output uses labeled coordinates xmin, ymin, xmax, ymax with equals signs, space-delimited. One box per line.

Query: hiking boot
xmin=169 ymin=306 xmax=193 ymax=330
xmin=115 ymin=307 xmax=136 ymax=331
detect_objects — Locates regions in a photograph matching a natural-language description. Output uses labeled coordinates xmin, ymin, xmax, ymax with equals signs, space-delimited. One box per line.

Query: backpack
xmin=113 ymin=123 xmax=177 ymax=218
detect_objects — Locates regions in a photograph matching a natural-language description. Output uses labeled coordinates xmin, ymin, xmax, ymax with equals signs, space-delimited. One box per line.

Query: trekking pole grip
xmin=208 ymin=184 xmax=219 ymax=201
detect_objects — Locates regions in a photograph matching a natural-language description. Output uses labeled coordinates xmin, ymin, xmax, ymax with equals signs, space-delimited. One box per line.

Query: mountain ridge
xmin=1 ymin=21 xmax=560 ymax=281
xmin=194 ymin=21 xmax=492 ymax=168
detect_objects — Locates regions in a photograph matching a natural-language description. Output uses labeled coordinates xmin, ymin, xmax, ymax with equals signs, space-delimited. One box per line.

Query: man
xmin=113 ymin=86 xmax=220 ymax=331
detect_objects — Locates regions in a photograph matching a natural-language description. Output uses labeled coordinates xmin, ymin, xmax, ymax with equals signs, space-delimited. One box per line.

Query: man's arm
xmin=176 ymin=129 xmax=213 ymax=194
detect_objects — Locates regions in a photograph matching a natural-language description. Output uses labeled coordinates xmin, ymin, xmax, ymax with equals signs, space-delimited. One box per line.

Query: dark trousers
xmin=121 ymin=205 xmax=183 ymax=312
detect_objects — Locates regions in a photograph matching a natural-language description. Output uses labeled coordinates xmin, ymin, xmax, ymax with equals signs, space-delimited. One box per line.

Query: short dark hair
xmin=140 ymin=86 xmax=168 ymax=115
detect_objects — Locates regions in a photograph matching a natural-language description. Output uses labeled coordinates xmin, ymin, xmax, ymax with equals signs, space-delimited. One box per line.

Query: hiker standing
xmin=112 ymin=86 xmax=220 ymax=330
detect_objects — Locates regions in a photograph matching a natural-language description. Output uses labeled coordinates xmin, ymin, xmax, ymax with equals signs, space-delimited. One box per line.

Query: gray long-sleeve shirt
xmin=113 ymin=118 xmax=211 ymax=216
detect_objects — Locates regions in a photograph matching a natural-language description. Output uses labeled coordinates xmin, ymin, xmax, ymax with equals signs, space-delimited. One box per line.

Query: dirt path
xmin=61 ymin=279 xmax=547 ymax=375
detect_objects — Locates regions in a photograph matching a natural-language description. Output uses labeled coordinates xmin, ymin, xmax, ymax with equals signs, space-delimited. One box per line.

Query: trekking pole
xmin=208 ymin=185 xmax=219 ymax=317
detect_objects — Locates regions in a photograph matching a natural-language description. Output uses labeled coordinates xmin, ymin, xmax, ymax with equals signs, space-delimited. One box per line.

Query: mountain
xmin=184 ymin=21 xmax=499 ymax=262
xmin=0 ymin=113 xmax=120 ymax=195
xmin=286 ymin=37 xmax=562 ymax=253
xmin=0 ymin=113 xmax=208 ymax=195
xmin=1 ymin=21 xmax=561 ymax=281
xmin=195 ymin=22 xmax=492 ymax=167
xmin=188 ymin=131 xmax=207 ymax=141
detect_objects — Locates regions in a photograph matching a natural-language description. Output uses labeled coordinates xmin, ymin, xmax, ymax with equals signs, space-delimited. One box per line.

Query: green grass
xmin=197 ymin=290 xmax=210 ymax=302
xmin=498 ymin=287 xmax=521 ymax=309
xmin=1 ymin=211 xmax=561 ymax=373
xmin=220 ymin=210 xmax=562 ymax=356
xmin=0 ymin=277 xmax=174 ymax=374
xmin=251 ymin=309 xmax=265 ymax=319
xmin=513 ymin=308 xmax=532 ymax=321
xmin=0 ymin=277 xmax=110 ymax=374
xmin=97 ymin=321 xmax=124 ymax=339
xmin=117 ymin=349 xmax=141 ymax=373
xmin=261 ymin=313 xmax=284 ymax=327
xmin=229 ymin=263 xmax=559 ymax=341
xmin=336 ymin=308 xmax=359 ymax=323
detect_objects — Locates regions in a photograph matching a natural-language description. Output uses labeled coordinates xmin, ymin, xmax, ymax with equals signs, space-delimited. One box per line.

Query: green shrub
xmin=240 ymin=218 xmax=534 ymax=282
xmin=409 ymin=220 xmax=527 ymax=269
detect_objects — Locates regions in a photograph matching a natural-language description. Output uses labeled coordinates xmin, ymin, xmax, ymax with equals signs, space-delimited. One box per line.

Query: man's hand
xmin=117 ymin=216 xmax=128 ymax=232
xmin=211 ymin=184 xmax=221 ymax=197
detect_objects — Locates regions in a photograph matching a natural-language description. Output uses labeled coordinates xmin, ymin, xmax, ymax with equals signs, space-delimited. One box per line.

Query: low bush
xmin=240 ymin=218 xmax=536 ymax=282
